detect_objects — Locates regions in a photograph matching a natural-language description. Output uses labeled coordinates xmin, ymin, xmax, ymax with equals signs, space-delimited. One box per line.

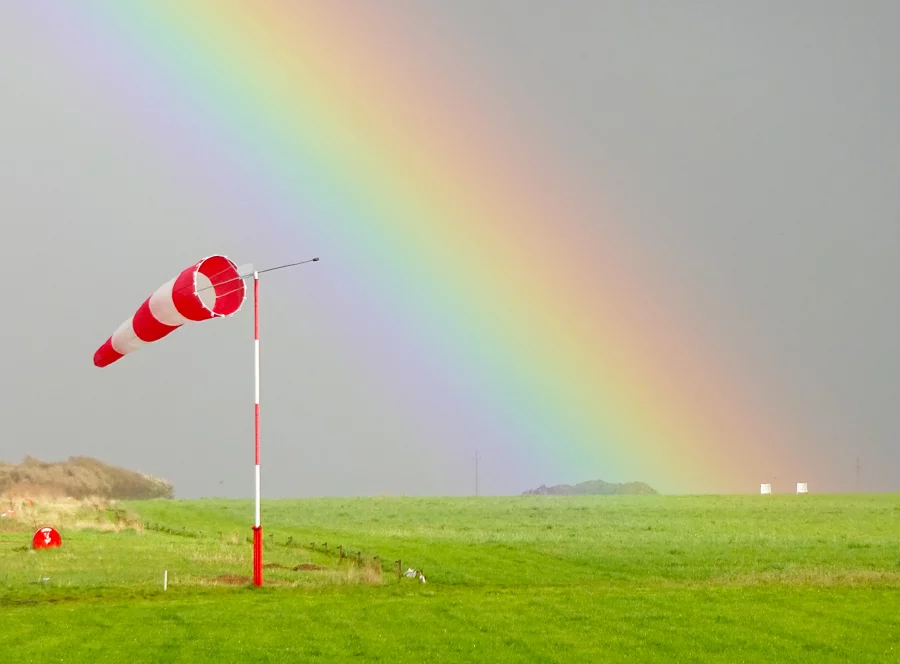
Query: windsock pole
xmin=252 ymin=270 xmax=262 ymax=587
xmin=239 ymin=257 xmax=317 ymax=587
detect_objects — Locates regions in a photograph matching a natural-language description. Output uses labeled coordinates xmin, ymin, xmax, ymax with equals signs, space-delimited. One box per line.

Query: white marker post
xmin=796 ymin=482 xmax=808 ymax=494
xmin=760 ymin=483 xmax=772 ymax=494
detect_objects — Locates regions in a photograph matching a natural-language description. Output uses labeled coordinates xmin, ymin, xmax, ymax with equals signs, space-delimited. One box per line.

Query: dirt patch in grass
xmin=198 ymin=565 xmax=331 ymax=586
xmin=208 ymin=574 xmax=252 ymax=585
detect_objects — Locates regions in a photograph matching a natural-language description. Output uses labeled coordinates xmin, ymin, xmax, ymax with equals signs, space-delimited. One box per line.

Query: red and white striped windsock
xmin=94 ymin=255 xmax=247 ymax=368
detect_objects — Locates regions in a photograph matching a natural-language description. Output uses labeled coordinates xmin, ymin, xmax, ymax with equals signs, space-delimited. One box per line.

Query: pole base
xmin=252 ymin=525 xmax=263 ymax=587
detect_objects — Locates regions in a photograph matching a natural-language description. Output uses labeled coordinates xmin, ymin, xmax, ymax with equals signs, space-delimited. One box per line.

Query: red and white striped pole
xmin=246 ymin=257 xmax=317 ymax=587
xmin=252 ymin=270 xmax=262 ymax=587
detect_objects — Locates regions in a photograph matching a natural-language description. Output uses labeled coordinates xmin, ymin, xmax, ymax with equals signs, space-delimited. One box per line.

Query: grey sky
xmin=1 ymin=1 xmax=897 ymax=497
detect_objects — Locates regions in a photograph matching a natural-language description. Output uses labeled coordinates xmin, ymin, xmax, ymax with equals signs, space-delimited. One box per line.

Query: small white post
xmin=760 ymin=483 xmax=771 ymax=494
xmin=163 ymin=569 xmax=168 ymax=591
xmin=796 ymin=482 xmax=808 ymax=494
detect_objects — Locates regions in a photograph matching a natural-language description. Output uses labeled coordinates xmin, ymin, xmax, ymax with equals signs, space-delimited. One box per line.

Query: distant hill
xmin=522 ymin=479 xmax=657 ymax=496
xmin=0 ymin=455 xmax=174 ymax=500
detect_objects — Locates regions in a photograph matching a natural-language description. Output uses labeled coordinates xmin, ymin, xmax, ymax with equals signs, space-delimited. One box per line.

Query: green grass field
xmin=1 ymin=494 xmax=898 ymax=662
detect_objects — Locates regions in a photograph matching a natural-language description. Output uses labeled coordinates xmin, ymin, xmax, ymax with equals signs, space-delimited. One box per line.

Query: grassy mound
xmin=0 ymin=455 xmax=173 ymax=502
xmin=522 ymin=478 xmax=658 ymax=495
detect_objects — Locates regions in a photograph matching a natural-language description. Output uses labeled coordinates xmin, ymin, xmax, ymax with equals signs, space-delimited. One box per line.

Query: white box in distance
xmin=760 ymin=483 xmax=772 ymax=494
xmin=796 ymin=482 xmax=808 ymax=494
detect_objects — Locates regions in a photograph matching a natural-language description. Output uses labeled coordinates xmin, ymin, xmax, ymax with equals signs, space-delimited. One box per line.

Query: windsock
xmin=93 ymin=255 xmax=247 ymax=367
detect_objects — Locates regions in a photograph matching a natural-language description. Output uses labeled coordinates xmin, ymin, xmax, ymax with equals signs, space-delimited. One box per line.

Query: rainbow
xmin=30 ymin=1 xmax=805 ymax=493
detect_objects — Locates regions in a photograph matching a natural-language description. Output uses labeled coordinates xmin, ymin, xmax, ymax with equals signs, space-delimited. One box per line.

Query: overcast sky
xmin=1 ymin=1 xmax=897 ymax=497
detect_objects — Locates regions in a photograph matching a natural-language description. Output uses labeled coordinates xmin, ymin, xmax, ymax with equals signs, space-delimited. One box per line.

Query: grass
xmin=1 ymin=494 xmax=898 ymax=662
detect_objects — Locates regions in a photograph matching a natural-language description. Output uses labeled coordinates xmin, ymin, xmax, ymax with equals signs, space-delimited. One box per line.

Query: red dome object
xmin=32 ymin=526 xmax=62 ymax=549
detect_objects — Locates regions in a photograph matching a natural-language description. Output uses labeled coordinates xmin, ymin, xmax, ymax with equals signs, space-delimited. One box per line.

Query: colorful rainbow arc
xmin=33 ymin=1 xmax=806 ymax=492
